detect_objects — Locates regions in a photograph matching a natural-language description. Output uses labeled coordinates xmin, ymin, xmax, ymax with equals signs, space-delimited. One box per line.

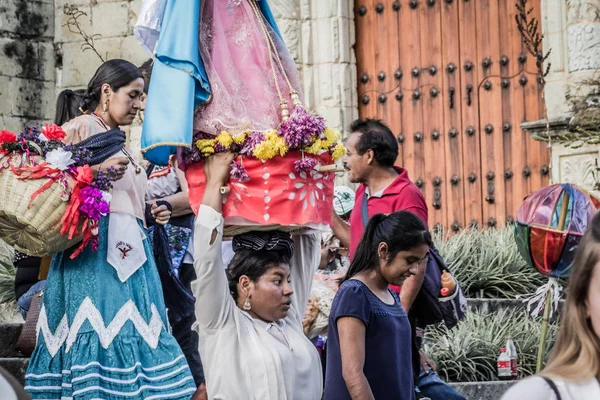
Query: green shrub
xmin=434 ymin=227 xmax=546 ymax=298
xmin=423 ymin=309 xmax=558 ymax=382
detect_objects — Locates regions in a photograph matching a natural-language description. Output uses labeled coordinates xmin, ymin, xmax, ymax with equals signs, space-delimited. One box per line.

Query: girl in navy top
xmin=324 ymin=211 xmax=432 ymax=400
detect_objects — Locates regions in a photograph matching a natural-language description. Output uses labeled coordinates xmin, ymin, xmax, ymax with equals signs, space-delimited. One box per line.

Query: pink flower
xmin=294 ymin=157 xmax=318 ymax=174
xmin=279 ymin=107 xmax=326 ymax=149
xmin=230 ymin=161 xmax=250 ymax=182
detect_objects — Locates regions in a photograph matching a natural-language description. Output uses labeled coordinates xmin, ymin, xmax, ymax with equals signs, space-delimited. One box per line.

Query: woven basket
xmin=0 ymin=156 xmax=82 ymax=256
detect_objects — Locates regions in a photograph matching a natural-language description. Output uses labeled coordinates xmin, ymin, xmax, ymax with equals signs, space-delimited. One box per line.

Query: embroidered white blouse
xmin=501 ymin=376 xmax=600 ymax=400
xmin=191 ymin=205 xmax=323 ymax=400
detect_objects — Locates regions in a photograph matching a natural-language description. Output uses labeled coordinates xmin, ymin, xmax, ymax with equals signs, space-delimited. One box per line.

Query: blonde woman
xmin=501 ymin=213 xmax=600 ymax=399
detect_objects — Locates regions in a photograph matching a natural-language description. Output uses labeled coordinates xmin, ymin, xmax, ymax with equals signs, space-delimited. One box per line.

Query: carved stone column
xmin=529 ymin=0 xmax=600 ymax=190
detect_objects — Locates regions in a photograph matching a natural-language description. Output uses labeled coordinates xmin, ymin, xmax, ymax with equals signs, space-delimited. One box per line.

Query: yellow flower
xmin=305 ymin=139 xmax=323 ymax=155
xmin=216 ymin=131 xmax=233 ymax=148
xmin=331 ymin=143 xmax=347 ymax=161
xmin=201 ymin=147 xmax=215 ymax=156
xmin=196 ymin=139 xmax=216 ymax=156
xmin=321 ymin=127 xmax=341 ymax=149
xmin=254 ymin=130 xmax=289 ymax=161
xmin=232 ymin=132 xmax=247 ymax=145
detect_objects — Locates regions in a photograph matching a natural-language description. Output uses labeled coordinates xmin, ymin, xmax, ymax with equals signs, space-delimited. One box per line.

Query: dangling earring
xmin=103 ymin=100 xmax=108 ymax=113
xmin=243 ymin=297 xmax=252 ymax=311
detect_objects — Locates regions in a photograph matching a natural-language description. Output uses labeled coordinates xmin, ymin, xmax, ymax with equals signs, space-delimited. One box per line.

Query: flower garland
xmin=193 ymin=106 xmax=346 ymax=179
xmin=0 ymin=125 xmax=118 ymax=258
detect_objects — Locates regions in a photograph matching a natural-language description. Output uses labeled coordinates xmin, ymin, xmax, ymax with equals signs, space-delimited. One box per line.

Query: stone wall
xmin=541 ymin=0 xmax=600 ymax=189
xmin=53 ymin=0 xmax=148 ymax=150
xmin=270 ymin=0 xmax=358 ymax=133
xmin=0 ymin=0 xmax=55 ymax=132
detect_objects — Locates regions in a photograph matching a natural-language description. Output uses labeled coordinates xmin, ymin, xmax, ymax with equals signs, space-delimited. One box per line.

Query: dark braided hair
xmin=80 ymin=59 xmax=143 ymax=113
xmin=226 ymin=231 xmax=294 ymax=301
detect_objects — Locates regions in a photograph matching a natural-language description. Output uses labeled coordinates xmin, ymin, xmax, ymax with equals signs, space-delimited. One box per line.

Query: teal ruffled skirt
xmin=24 ymin=217 xmax=196 ymax=399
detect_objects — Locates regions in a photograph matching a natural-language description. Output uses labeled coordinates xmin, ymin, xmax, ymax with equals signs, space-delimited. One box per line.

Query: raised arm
xmin=190 ymin=152 xmax=237 ymax=329
xmin=288 ymin=230 xmax=321 ymax=323
xmin=331 ymin=212 xmax=351 ymax=248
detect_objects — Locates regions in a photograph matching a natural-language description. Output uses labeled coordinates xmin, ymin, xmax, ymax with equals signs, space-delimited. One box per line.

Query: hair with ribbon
xmin=226 ymin=231 xmax=294 ymax=300
xmin=342 ymin=211 xmax=431 ymax=283
xmin=542 ymin=212 xmax=600 ymax=381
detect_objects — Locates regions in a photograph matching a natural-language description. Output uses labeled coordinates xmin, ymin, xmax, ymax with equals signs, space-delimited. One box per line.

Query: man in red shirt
xmin=331 ymin=118 xmax=428 ymax=312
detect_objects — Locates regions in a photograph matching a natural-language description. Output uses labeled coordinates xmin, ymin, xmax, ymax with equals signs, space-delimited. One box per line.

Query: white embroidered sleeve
xmin=191 ymin=205 xmax=235 ymax=329
xmin=288 ymin=231 xmax=321 ymax=325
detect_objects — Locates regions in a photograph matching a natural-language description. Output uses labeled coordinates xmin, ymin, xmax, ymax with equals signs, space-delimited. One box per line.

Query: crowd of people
xmin=3 ymin=0 xmax=599 ymax=398
xmin=0 ymin=54 xmax=597 ymax=400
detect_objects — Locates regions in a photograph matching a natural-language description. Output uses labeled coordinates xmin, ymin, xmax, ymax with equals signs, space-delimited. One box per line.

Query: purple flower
xmin=241 ymin=132 xmax=265 ymax=156
xmin=230 ymin=161 xmax=250 ymax=182
xmin=79 ymin=187 xmax=110 ymax=221
xmin=294 ymin=157 xmax=318 ymax=174
xmin=279 ymin=107 xmax=326 ymax=149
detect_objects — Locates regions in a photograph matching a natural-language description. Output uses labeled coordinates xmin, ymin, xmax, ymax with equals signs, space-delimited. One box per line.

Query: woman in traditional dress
xmin=24 ymin=59 xmax=197 ymax=399
xmin=192 ymin=152 xmax=323 ymax=399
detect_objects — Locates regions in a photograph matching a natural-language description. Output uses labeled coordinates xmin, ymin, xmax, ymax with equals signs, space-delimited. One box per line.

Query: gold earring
xmin=103 ymin=101 xmax=108 ymax=113
xmin=243 ymin=297 xmax=252 ymax=311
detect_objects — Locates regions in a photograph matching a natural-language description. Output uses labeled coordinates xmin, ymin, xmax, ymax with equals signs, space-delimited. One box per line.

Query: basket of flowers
xmin=184 ymin=105 xmax=346 ymax=235
xmin=0 ymin=125 xmax=116 ymax=257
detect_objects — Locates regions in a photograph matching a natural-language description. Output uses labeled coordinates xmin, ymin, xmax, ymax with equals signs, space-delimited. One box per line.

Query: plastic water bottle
xmin=506 ymin=338 xmax=518 ymax=379
xmin=497 ymin=348 xmax=512 ymax=380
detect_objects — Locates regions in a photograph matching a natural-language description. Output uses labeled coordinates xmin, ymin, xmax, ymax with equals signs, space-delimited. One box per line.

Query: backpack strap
xmin=541 ymin=377 xmax=562 ymax=400
xmin=361 ymin=191 xmax=369 ymax=227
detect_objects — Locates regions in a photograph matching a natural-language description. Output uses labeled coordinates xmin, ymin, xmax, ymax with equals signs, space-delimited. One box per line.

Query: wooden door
xmin=354 ymin=0 xmax=550 ymax=230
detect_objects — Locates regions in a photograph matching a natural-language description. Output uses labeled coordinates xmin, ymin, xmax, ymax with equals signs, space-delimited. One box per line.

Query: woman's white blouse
xmin=191 ymin=205 xmax=323 ymax=400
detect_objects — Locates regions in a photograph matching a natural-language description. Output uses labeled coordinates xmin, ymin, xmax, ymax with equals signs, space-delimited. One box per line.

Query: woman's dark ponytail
xmin=54 ymin=89 xmax=85 ymax=125
xmin=342 ymin=214 xmax=388 ymax=282
xmin=341 ymin=211 xmax=432 ymax=283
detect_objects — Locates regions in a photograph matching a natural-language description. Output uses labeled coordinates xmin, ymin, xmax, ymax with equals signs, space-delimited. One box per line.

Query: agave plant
xmin=424 ymin=309 xmax=558 ymax=382
xmin=0 ymin=239 xmax=16 ymax=304
xmin=434 ymin=227 xmax=546 ymax=298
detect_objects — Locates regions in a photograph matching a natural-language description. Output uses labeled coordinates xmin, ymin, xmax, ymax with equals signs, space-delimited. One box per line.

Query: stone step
xmin=450 ymin=381 xmax=515 ymax=400
xmin=0 ymin=323 xmax=24 ymax=358
xmin=0 ymin=357 xmax=28 ymax=385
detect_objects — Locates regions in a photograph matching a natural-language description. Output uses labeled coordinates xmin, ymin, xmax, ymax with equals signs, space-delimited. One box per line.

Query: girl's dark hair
xmin=54 ymin=89 xmax=85 ymax=125
xmin=226 ymin=250 xmax=291 ymax=301
xmin=80 ymin=59 xmax=143 ymax=113
xmin=139 ymin=58 xmax=153 ymax=94
xmin=343 ymin=211 xmax=432 ymax=282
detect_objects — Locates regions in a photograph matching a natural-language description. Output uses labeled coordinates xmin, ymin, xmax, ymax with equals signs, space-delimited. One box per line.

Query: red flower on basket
xmin=0 ymin=130 xmax=17 ymax=144
xmin=75 ymin=165 xmax=94 ymax=185
xmin=41 ymin=124 xmax=66 ymax=141
xmin=0 ymin=130 xmax=16 ymax=154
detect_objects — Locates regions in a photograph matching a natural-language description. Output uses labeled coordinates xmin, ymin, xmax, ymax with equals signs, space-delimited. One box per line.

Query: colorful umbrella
xmin=515 ymin=183 xmax=599 ymax=278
